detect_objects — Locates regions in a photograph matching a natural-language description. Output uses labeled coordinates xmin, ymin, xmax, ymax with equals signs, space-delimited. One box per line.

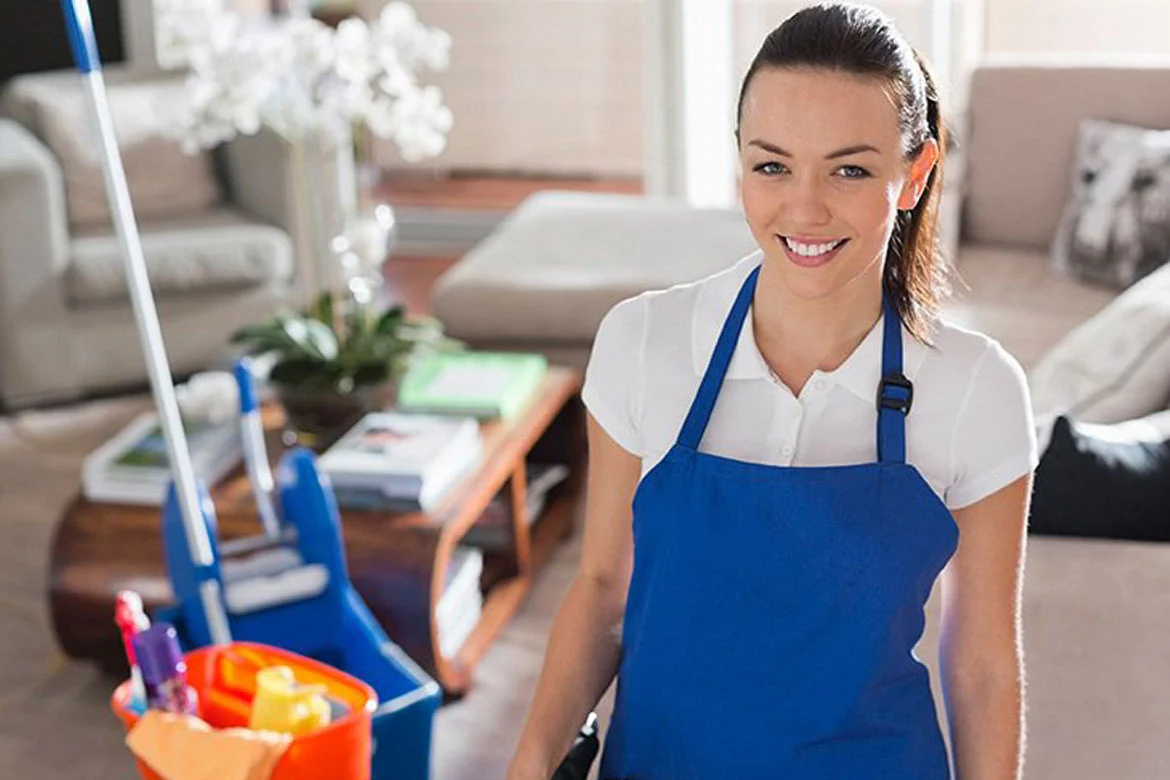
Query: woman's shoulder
xmin=922 ymin=315 xmax=1029 ymax=398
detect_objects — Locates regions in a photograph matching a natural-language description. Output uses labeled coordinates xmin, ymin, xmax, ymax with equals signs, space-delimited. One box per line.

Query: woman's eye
xmin=753 ymin=162 xmax=870 ymax=179
xmin=837 ymin=165 xmax=871 ymax=179
xmin=754 ymin=162 xmax=785 ymax=175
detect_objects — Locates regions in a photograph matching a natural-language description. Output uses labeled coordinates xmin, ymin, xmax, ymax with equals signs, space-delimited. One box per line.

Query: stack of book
xmin=463 ymin=462 xmax=572 ymax=551
xmin=396 ymin=351 xmax=548 ymax=419
xmin=317 ymin=412 xmax=483 ymax=513
xmin=438 ymin=545 xmax=484 ymax=659
xmin=82 ymin=411 xmax=243 ymax=505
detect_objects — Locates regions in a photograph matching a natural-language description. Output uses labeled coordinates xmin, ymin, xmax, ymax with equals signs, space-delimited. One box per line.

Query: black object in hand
xmin=551 ymin=712 xmax=600 ymax=780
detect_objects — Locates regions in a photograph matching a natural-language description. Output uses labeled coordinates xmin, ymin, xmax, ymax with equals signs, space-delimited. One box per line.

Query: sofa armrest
xmin=0 ymin=119 xmax=79 ymax=406
xmin=0 ymin=120 xmax=70 ymax=309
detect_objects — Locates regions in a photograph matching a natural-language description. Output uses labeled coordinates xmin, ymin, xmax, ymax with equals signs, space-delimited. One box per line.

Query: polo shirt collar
xmin=690 ymin=251 xmax=926 ymax=401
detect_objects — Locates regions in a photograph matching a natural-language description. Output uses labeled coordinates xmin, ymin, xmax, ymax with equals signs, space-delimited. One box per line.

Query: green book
xmin=397 ymin=351 xmax=548 ymax=419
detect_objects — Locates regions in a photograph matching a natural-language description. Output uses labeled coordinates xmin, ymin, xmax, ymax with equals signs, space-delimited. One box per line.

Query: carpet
xmin=0 ymin=394 xmax=611 ymax=780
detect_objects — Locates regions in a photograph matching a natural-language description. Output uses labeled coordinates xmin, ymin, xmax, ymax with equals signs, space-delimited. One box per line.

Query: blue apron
xmin=599 ymin=262 xmax=960 ymax=779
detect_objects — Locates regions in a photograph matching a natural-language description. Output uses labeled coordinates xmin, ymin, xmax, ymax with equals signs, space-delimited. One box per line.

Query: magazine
xmin=318 ymin=412 xmax=483 ymax=513
xmin=82 ymin=411 xmax=243 ymax=505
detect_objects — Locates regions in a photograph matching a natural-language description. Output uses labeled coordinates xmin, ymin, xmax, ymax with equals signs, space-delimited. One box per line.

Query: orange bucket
xmin=111 ymin=642 xmax=376 ymax=780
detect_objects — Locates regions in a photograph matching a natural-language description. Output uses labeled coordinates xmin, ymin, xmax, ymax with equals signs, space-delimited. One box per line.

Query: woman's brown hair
xmin=734 ymin=2 xmax=956 ymax=343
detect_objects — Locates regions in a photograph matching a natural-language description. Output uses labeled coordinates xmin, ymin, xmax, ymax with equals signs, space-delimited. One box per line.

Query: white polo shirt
xmin=581 ymin=249 xmax=1039 ymax=511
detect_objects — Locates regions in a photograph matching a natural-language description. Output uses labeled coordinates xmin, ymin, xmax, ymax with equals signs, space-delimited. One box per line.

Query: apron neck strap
xmin=877 ymin=292 xmax=910 ymax=464
xmin=677 ymin=263 xmax=760 ymax=450
xmin=677 ymin=264 xmax=912 ymax=464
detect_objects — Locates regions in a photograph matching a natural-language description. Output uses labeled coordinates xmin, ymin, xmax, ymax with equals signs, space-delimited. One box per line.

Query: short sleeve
xmin=946 ymin=341 xmax=1040 ymax=510
xmin=581 ymin=296 xmax=647 ymax=456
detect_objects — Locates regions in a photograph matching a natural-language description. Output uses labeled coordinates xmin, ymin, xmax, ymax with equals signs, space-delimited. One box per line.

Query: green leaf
xmin=374 ymin=305 xmax=407 ymax=335
xmin=279 ymin=316 xmax=339 ymax=362
xmin=230 ymin=320 xmax=301 ymax=354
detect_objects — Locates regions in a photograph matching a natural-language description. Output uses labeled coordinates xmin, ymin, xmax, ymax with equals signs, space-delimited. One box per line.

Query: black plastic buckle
xmin=878 ymin=372 xmax=914 ymax=415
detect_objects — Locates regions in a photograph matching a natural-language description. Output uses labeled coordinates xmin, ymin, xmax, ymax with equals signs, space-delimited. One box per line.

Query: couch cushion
xmin=431 ymin=190 xmax=758 ymax=344
xmin=1030 ymin=412 xmax=1170 ymax=541
xmin=964 ymin=59 xmax=1170 ymax=248
xmin=1027 ymin=260 xmax=1170 ymax=425
xmin=67 ymin=209 xmax=294 ymax=305
xmin=942 ymin=243 xmax=1116 ymax=369
xmin=1051 ymin=118 xmax=1170 ymax=289
xmin=1 ymin=72 xmax=221 ymax=230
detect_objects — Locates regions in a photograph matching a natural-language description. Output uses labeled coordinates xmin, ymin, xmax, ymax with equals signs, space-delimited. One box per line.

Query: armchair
xmin=0 ymin=68 xmax=310 ymax=409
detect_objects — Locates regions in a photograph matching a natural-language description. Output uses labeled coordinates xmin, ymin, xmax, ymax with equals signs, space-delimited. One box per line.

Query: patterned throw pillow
xmin=1051 ymin=119 xmax=1170 ymax=289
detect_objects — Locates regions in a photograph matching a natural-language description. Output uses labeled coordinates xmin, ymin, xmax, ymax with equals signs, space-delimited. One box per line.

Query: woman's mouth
xmin=778 ymin=235 xmax=849 ymax=268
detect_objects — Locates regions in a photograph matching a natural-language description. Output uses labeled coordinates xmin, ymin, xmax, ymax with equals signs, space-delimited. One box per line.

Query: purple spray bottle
xmin=132 ymin=622 xmax=200 ymax=716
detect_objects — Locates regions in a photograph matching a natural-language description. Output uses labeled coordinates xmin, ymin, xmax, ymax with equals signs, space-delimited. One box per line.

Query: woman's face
xmin=737 ymin=67 xmax=937 ymax=303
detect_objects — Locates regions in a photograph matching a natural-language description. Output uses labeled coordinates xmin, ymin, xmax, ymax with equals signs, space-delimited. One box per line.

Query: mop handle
xmin=234 ymin=358 xmax=282 ymax=539
xmin=59 ymin=0 xmax=231 ymax=645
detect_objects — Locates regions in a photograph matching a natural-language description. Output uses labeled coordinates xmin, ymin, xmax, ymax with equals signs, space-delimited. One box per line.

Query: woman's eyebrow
xmin=747 ymin=139 xmax=881 ymax=159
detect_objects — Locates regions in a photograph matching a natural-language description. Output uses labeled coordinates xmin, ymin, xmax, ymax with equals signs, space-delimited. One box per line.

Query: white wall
xmin=363 ymin=0 xmax=982 ymax=179
xmin=361 ymin=0 xmax=646 ymax=178
xmin=987 ymin=0 xmax=1170 ymax=55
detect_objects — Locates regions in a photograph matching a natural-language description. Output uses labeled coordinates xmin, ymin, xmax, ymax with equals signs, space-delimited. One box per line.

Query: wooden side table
xmin=49 ymin=367 xmax=585 ymax=695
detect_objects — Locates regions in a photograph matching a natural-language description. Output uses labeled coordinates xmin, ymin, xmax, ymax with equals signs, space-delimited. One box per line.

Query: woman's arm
xmin=939 ymin=472 xmax=1033 ymax=780
xmin=506 ymin=411 xmax=642 ymax=780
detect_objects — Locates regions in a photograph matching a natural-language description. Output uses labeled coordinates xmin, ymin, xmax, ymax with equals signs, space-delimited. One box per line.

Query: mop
xmin=59 ymin=0 xmax=231 ymax=646
xmin=60 ymin=4 xmax=443 ymax=777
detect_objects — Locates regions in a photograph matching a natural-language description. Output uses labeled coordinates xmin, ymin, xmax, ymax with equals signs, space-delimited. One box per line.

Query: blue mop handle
xmin=234 ymin=359 xmax=283 ymax=538
xmin=61 ymin=0 xmax=100 ymax=73
xmin=59 ymin=0 xmax=232 ymax=645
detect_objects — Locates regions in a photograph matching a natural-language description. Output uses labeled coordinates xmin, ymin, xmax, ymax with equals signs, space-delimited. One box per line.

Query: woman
xmin=508 ymin=3 xmax=1036 ymax=778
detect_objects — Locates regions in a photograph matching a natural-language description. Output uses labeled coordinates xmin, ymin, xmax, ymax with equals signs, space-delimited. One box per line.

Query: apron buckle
xmin=878 ymin=372 xmax=914 ymax=415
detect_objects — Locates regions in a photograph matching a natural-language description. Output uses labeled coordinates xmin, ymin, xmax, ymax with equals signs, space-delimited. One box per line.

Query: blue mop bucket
xmin=355 ymin=638 xmax=442 ymax=780
xmin=328 ymin=587 xmax=441 ymax=780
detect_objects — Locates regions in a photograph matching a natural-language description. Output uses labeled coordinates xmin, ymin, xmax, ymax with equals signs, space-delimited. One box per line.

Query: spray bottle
xmin=114 ymin=590 xmax=151 ymax=715
xmin=132 ymin=622 xmax=200 ymax=716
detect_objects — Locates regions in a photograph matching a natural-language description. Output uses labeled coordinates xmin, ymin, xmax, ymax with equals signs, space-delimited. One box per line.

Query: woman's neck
xmin=751 ymin=260 xmax=885 ymax=381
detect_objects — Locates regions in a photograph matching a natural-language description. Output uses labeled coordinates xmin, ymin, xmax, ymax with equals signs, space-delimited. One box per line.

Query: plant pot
xmin=276 ymin=381 xmax=398 ymax=451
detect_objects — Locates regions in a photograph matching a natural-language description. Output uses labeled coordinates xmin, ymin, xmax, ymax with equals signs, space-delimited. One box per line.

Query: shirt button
xmin=781 ymin=444 xmax=794 ymax=456
xmin=813 ymin=379 xmax=827 ymax=391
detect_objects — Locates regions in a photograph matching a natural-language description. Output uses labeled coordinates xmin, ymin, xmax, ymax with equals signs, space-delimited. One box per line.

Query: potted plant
xmin=230 ymin=293 xmax=462 ymax=448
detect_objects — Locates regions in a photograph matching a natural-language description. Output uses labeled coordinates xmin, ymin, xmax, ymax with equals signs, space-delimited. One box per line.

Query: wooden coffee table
xmin=49 ymin=367 xmax=585 ymax=695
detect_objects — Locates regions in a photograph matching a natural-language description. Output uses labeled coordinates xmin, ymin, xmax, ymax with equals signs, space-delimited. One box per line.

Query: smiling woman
xmin=508 ymin=5 xmax=1036 ymax=780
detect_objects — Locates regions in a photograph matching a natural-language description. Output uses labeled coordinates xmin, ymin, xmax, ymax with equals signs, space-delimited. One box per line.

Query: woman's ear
xmin=897 ymin=138 xmax=940 ymax=211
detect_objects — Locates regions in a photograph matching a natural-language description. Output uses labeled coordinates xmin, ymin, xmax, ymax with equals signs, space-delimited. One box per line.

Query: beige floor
xmin=0 ymin=394 xmax=612 ymax=780
xmin=9 ymin=393 xmax=1170 ymax=780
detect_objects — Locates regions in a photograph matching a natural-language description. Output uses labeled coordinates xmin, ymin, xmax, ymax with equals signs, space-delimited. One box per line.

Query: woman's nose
xmin=783 ymin=178 xmax=832 ymax=225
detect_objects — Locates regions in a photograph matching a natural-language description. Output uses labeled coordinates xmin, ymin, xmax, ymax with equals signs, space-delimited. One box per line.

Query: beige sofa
xmin=0 ymin=69 xmax=303 ymax=410
xmin=432 ymin=59 xmax=1170 ymax=779
xmin=431 ymin=60 xmax=1170 ymax=374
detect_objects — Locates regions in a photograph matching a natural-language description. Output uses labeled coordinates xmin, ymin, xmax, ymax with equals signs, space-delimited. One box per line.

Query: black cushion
xmin=1030 ymin=414 xmax=1170 ymax=540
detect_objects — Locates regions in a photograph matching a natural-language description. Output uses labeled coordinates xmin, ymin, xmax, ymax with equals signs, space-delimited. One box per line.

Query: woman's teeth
xmin=783 ymin=237 xmax=845 ymax=257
